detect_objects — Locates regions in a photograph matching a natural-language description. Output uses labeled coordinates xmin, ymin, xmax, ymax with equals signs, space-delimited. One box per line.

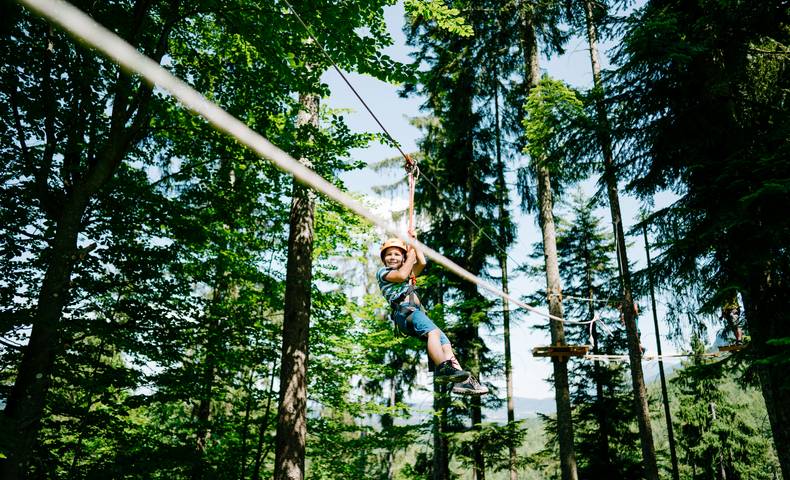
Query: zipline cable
xmin=280 ymin=0 xmax=412 ymax=164
xmin=18 ymin=0 xmax=570 ymax=324
xmin=405 ymin=154 xmax=418 ymax=291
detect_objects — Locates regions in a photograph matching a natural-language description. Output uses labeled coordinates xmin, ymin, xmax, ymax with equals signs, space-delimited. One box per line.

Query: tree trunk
xmin=535 ymin=165 xmax=578 ymax=480
xmin=252 ymin=359 xmax=278 ymax=480
xmin=520 ymin=3 xmax=577 ymax=477
xmin=603 ymin=167 xmax=658 ymax=480
xmin=385 ymin=375 xmax=397 ymax=480
xmin=493 ymin=58 xmax=517 ymax=480
xmin=0 ymin=196 xmax=84 ymax=478
xmin=432 ymin=282 xmax=450 ymax=480
xmin=273 ymin=93 xmax=319 ymax=480
xmin=585 ymin=265 xmax=610 ymax=469
xmin=591 ymin=326 xmax=611 ymax=467
xmin=472 ymin=367 xmax=485 ymax=480
xmin=0 ymin=7 xmax=171 ymax=474
xmin=191 ymin=359 xmax=215 ymax=480
xmin=744 ymin=271 xmax=790 ymax=479
xmin=581 ymin=2 xmax=659 ymax=478
xmin=192 ymin=158 xmax=238 ymax=480
xmin=432 ymin=382 xmax=450 ymax=480
xmin=239 ymin=369 xmax=255 ymax=480
xmin=190 ymin=288 xmax=224 ymax=480
xmin=644 ymin=226 xmax=680 ymax=480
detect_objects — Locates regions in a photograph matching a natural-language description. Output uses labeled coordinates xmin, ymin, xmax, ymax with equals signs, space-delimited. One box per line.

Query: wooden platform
xmin=718 ymin=344 xmax=746 ymax=352
xmin=532 ymin=345 xmax=590 ymax=358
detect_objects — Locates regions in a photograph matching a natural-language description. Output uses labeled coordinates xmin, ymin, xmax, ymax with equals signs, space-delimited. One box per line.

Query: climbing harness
xmin=390 ymin=298 xmax=421 ymax=339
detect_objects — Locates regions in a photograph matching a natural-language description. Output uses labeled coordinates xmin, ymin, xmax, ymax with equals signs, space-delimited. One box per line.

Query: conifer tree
xmin=404 ymin=2 xmax=508 ymax=477
xmin=672 ymin=337 xmax=778 ymax=479
xmin=611 ymin=2 xmax=790 ymax=475
xmin=555 ymin=191 xmax=642 ymax=477
xmin=520 ymin=75 xmax=584 ymax=480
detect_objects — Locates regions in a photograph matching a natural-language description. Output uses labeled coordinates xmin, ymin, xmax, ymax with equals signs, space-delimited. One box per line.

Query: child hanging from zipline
xmin=377 ymin=237 xmax=488 ymax=395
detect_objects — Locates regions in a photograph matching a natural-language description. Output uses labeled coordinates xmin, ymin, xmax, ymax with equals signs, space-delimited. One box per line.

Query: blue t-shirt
xmin=376 ymin=267 xmax=411 ymax=305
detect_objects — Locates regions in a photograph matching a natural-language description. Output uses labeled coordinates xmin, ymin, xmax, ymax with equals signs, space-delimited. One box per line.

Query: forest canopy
xmin=0 ymin=0 xmax=788 ymax=479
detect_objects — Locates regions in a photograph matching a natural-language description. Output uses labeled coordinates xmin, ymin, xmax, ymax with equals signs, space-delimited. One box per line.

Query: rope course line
xmin=583 ymin=351 xmax=733 ymax=362
xmin=281 ymin=0 xmax=542 ymax=322
xmin=18 ymin=0 xmax=568 ymax=324
xmin=548 ymin=292 xmax=617 ymax=305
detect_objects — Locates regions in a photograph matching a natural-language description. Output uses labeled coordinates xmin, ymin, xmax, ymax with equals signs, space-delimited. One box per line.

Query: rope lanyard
xmin=405 ymin=154 xmax=418 ymax=297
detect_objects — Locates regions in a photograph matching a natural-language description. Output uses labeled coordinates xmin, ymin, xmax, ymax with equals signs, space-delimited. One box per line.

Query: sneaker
xmin=452 ymin=375 xmax=489 ymax=396
xmin=434 ymin=361 xmax=469 ymax=384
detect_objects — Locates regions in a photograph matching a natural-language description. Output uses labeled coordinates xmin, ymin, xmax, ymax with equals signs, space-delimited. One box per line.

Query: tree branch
xmin=7 ymin=83 xmax=31 ymax=165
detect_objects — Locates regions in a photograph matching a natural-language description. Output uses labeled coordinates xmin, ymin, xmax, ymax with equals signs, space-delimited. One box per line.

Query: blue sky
xmin=321 ymin=2 xmax=690 ymax=399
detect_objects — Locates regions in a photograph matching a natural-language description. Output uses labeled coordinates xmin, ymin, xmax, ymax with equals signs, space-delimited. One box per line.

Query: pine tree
xmin=555 ymin=191 xmax=642 ymax=478
xmin=611 ymin=1 xmax=790 ymax=475
xmin=672 ymin=336 xmax=778 ymax=479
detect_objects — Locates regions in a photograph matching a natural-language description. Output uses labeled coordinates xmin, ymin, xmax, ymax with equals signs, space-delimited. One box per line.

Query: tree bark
xmin=432 ymin=282 xmax=450 ymax=480
xmin=744 ymin=270 xmax=790 ymax=479
xmin=584 ymin=254 xmax=610 ymax=469
xmin=581 ymin=2 xmax=659 ymax=477
xmin=0 ymin=195 xmax=82 ymax=479
xmin=385 ymin=375 xmax=397 ymax=480
xmin=643 ymin=226 xmax=680 ymax=480
xmin=273 ymin=93 xmax=319 ymax=480
xmin=535 ymin=165 xmax=578 ymax=480
xmin=190 ymin=264 xmax=228 ymax=480
xmin=239 ymin=369 xmax=255 ymax=480
xmin=252 ymin=358 xmax=278 ymax=480
xmin=432 ymin=382 xmax=450 ymax=480
xmin=521 ymin=2 xmax=577 ymax=478
xmin=471 ymin=367 xmax=485 ymax=480
xmin=493 ymin=58 xmax=517 ymax=480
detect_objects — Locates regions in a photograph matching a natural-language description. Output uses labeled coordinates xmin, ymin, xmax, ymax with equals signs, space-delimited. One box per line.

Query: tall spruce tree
xmin=520 ymin=75 xmax=585 ymax=480
xmin=672 ymin=337 xmax=779 ymax=479
xmin=559 ymin=0 xmax=662 ymax=474
xmin=555 ymin=191 xmax=642 ymax=478
xmin=611 ymin=1 xmax=790 ymax=475
xmin=510 ymin=0 xmax=582 ymax=477
xmin=404 ymin=2 xmax=509 ymax=477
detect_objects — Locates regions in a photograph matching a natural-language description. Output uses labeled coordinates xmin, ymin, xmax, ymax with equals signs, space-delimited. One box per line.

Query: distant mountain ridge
xmin=394 ymin=396 xmax=555 ymax=426
xmin=484 ymin=396 xmax=555 ymax=422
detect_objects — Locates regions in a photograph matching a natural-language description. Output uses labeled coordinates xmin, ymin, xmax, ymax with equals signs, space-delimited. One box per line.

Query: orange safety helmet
xmin=379 ymin=237 xmax=407 ymax=263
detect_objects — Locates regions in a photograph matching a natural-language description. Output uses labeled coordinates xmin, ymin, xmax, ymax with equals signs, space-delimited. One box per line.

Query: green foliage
xmin=0 ymin=0 xmax=421 ymax=476
xmin=523 ymin=76 xmax=586 ymax=166
xmin=404 ymin=0 xmax=473 ymax=37
xmin=451 ymin=421 xmax=531 ymax=473
xmin=555 ymin=192 xmax=643 ymax=477
xmin=611 ymin=1 xmax=790 ymax=469
xmin=671 ymin=336 xmax=780 ymax=479
xmin=519 ymin=75 xmax=589 ymax=212
xmin=1 ymin=0 xmax=787 ymax=476
xmin=404 ymin=3 xmax=516 ymax=475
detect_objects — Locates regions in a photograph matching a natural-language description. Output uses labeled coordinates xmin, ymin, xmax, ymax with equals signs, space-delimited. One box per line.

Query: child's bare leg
xmin=426 ymin=330 xmax=446 ymax=366
xmin=441 ymin=344 xmax=462 ymax=370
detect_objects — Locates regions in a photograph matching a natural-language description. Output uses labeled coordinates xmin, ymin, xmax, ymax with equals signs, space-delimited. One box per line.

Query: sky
xmin=321 ymin=2 xmax=695 ymax=400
